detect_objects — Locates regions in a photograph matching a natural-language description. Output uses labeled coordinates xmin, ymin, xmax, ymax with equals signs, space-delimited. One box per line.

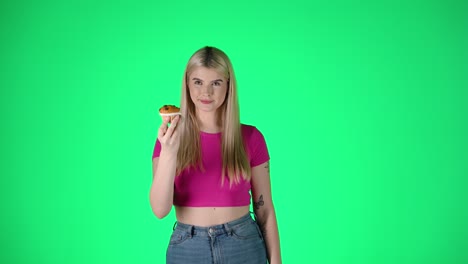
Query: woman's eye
xmin=213 ymin=82 xmax=220 ymax=86
xmin=194 ymin=81 xmax=202 ymax=85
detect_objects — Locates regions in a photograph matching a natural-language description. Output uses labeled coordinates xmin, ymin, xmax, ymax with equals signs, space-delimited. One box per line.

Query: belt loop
xmin=223 ymin=223 xmax=233 ymax=236
xmin=172 ymin=221 xmax=177 ymax=231
xmin=189 ymin=226 xmax=194 ymax=238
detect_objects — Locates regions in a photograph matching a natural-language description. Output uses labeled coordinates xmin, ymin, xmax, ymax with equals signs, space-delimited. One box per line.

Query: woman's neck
xmin=197 ymin=110 xmax=222 ymax=133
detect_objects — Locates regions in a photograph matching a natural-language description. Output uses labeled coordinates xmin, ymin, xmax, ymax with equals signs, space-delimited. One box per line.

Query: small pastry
xmin=159 ymin=105 xmax=181 ymax=121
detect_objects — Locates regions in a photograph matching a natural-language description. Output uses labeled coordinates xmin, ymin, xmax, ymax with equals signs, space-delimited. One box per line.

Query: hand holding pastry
xmin=157 ymin=105 xmax=181 ymax=155
xmin=159 ymin=105 xmax=181 ymax=123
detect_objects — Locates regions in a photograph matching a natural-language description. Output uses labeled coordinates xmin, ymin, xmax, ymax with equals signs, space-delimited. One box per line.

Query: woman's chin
xmin=196 ymin=105 xmax=216 ymax=112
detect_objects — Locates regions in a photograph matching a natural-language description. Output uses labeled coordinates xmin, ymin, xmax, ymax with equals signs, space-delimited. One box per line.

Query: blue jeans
xmin=166 ymin=212 xmax=267 ymax=264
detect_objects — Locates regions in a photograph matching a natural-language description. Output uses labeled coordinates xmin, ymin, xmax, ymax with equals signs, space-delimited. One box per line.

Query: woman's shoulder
xmin=241 ymin=123 xmax=258 ymax=133
xmin=240 ymin=124 xmax=265 ymax=139
xmin=240 ymin=124 xmax=270 ymax=161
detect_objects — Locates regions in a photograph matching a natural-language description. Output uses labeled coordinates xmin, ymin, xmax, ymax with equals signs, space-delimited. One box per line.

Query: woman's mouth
xmin=200 ymin=99 xmax=213 ymax=104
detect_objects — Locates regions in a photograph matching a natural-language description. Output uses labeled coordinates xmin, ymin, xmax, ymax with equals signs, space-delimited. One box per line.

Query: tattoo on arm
xmin=253 ymin=194 xmax=267 ymax=236
xmin=254 ymin=194 xmax=264 ymax=210
xmin=264 ymin=162 xmax=270 ymax=173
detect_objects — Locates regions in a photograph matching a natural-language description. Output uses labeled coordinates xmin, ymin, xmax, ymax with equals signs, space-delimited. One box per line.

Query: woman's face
xmin=188 ymin=66 xmax=228 ymax=115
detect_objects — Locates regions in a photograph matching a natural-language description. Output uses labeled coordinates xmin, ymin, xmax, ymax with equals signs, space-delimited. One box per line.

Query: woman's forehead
xmin=189 ymin=66 xmax=227 ymax=80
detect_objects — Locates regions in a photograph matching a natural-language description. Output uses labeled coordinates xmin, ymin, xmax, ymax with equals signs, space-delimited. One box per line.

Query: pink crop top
xmin=152 ymin=124 xmax=270 ymax=207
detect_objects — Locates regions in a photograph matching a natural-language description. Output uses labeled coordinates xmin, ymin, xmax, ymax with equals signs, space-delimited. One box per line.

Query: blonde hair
xmin=177 ymin=46 xmax=251 ymax=185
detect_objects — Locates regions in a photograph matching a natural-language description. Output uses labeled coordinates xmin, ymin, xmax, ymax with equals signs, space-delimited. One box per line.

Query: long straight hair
xmin=176 ymin=46 xmax=251 ymax=185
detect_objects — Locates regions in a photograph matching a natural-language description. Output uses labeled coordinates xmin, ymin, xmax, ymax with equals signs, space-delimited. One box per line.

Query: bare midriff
xmin=175 ymin=205 xmax=250 ymax=227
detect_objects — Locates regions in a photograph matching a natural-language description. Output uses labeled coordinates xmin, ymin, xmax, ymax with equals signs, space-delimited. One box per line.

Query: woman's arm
xmin=251 ymin=161 xmax=282 ymax=264
xmin=149 ymin=116 xmax=181 ymax=219
xmin=150 ymin=155 xmax=176 ymax=219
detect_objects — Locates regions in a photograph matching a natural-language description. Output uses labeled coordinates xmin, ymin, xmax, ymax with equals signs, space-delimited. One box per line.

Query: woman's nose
xmin=201 ymin=84 xmax=213 ymax=95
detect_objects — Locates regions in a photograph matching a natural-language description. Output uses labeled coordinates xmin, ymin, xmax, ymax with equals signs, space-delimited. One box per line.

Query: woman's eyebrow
xmin=192 ymin=78 xmax=223 ymax=82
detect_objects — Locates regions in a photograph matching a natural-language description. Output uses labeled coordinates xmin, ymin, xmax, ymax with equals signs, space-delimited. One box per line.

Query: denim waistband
xmin=173 ymin=212 xmax=254 ymax=237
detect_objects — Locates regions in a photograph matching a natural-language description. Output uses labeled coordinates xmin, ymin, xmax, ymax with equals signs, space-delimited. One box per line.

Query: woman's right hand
xmin=158 ymin=115 xmax=181 ymax=156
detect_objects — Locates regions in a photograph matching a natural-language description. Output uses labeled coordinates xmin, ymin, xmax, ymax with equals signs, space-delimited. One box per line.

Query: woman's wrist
xmin=159 ymin=150 xmax=178 ymax=161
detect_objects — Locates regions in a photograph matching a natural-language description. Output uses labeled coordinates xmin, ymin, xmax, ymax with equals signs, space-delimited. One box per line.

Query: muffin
xmin=159 ymin=105 xmax=181 ymax=122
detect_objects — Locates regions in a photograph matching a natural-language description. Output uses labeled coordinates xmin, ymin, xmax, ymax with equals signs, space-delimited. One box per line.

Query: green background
xmin=1 ymin=0 xmax=467 ymax=263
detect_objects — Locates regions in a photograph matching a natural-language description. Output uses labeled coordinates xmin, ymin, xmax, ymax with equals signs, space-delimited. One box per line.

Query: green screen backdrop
xmin=1 ymin=0 xmax=467 ymax=263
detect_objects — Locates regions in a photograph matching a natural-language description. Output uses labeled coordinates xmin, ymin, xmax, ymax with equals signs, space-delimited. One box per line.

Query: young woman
xmin=150 ymin=46 xmax=281 ymax=264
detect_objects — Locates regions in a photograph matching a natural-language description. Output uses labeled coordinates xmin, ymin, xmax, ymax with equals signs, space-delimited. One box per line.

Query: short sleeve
xmin=152 ymin=139 xmax=161 ymax=159
xmin=249 ymin=127 xmax=270 ymax=167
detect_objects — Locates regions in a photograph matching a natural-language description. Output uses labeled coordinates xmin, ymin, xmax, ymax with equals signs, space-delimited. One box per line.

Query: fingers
xmin=159 ymin=115 xmax=181 ymax=140
xmin=169 ymin=128 xmax=180 ymax=144
xmin=158 ymin=118 xmax=169 ymax=139
xmin=164 ymin=115 xmax=180 ymax=138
